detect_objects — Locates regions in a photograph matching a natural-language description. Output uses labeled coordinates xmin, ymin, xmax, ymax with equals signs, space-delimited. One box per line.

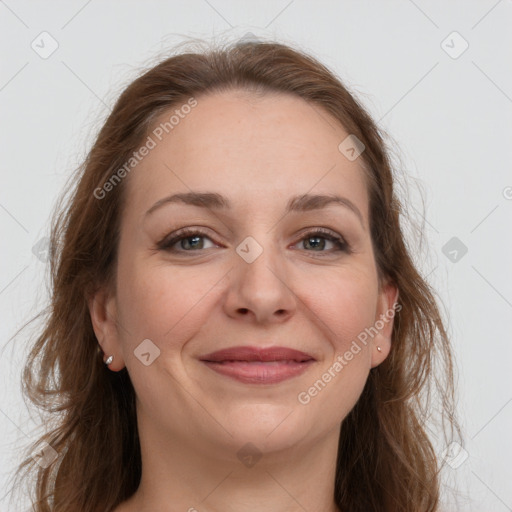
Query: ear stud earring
xmin=376 ymin=346 xmax=382 ymax=352
xmin=104 ymin=355 xmax=114 ymax=365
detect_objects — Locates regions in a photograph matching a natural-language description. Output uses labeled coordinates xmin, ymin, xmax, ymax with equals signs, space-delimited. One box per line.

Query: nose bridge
xmin=225 ymin=230 xmax=296 ymax=323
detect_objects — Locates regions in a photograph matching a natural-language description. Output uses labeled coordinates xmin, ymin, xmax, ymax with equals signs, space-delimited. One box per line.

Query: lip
xmin=199 ymin=346 xmax=316 ymax=384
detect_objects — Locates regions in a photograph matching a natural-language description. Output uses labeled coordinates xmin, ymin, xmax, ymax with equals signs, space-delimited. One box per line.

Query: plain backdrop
xmin=1 ymin=1 xmax=511 ymax=511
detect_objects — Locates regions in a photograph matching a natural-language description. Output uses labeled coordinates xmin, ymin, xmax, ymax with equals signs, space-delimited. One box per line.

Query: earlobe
xmin=370 ymin=281 xmax=399 ymax=368
xmin=87 ymin=287 xmax=125 ymax=371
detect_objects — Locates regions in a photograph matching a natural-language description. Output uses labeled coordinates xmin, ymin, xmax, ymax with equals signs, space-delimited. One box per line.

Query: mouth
xmin=199 ymin=346 xmax=316 ymax=384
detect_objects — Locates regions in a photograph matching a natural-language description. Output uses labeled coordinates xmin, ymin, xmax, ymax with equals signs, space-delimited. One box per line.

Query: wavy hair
xmin=9 ymin=39 xmax=461 ymax=511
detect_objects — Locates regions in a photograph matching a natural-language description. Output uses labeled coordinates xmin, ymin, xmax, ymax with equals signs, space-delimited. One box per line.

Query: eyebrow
xmin=145 ymin=191 xmax=365 ymax=227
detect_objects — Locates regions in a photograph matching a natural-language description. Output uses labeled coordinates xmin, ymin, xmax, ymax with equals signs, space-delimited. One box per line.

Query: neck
xmin=120 ymin=412 xmax=342 ymax=512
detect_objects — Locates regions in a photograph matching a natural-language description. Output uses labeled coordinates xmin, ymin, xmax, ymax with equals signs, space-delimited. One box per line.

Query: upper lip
xmin=200 ymin=346 xmax=316 ymax=363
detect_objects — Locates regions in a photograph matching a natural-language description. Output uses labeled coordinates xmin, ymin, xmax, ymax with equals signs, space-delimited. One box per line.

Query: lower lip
xmin=201 ymin=360 xmax=315 ymax=384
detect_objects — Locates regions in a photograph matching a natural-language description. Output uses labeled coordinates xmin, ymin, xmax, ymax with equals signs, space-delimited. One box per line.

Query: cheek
xmin=297 ymin=283 xmax=375 ymax=424
xmin=300 ymin=271 xmax=378 ymax=418
xmin=115 ymin=259 xmax=217 ymax=348
xmin=295 ymin=266 xmax=378 ymax=414
xmin=300 ymin=267 xmax=378 ymax=351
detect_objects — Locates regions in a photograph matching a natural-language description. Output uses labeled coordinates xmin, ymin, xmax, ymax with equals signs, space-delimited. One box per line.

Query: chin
xmin=216 ymin=403 xmax=311 ymax=450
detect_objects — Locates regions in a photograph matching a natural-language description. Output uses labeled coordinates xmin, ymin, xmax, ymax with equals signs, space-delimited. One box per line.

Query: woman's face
xmin=91 ymin=89 xmax=398 ymax=455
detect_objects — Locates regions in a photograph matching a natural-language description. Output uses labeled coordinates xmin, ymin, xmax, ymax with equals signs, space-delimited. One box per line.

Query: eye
xmin=157 ymin=227 xmax=351 ymax=255
xmin=157 ymin=228 xmax=217 ymax=253
xmin=294 ymin=228 xmax=350 ymax=255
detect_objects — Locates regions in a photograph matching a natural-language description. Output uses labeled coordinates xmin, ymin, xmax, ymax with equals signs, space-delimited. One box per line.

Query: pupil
xmin=306 ymin=237 xmax=324 ymax=250
xmin=184 ymin=236 xmax=202 ymax=249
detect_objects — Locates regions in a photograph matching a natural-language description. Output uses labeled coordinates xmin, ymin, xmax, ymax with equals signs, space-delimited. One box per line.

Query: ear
xmin=87 ymin=286 xmax=126 ymax=372
xmin=370 ymin=280 xmax=399 ymax=369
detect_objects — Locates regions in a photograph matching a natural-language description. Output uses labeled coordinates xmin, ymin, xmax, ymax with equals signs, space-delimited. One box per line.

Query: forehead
xmin=124 ymin=89 xmax=370 ymax=224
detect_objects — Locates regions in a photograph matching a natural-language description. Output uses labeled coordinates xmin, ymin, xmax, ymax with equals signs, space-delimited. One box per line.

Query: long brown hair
xmin=10 ymin=39 xmax=461 ymax=511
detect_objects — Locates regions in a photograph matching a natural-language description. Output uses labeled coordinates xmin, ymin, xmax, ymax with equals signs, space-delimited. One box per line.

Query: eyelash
xmin=156 ymin=227 xmax=351 ymax=256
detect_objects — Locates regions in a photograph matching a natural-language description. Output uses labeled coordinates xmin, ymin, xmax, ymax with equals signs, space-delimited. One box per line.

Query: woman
xmin=13 ymin=39 xmax=461 ymax=511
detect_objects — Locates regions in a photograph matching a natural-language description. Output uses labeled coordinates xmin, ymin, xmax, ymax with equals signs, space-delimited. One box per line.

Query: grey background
xmin=1 ymin=1 xmax=511 ymax=510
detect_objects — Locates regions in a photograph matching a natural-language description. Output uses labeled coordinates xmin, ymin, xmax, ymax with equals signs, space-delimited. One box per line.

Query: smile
xmin=199 ymin=345 xmax=316 ymax=384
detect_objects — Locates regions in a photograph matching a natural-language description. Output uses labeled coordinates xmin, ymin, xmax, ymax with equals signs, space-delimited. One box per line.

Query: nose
xmin=223 ymin=238 xmax=297 ymax=325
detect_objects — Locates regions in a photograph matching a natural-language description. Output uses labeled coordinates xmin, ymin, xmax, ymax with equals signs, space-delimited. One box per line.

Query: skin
xmin=89 ymin=89 xmax=398 ymax=512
